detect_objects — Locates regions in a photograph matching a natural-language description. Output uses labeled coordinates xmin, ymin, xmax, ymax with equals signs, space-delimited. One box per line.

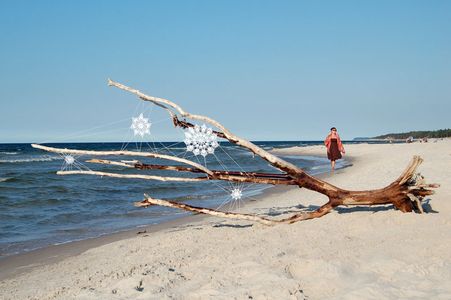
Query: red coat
xmin=324 ymin=134 xmax=345 ymax=153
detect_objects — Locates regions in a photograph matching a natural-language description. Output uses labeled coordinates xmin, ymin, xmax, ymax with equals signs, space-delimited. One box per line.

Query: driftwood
xmin=31 ymin=80 xmax=439 ymax=225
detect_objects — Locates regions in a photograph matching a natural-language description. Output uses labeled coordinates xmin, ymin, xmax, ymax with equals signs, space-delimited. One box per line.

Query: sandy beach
xmin=1 ymin=140 xmax=450 ymax=299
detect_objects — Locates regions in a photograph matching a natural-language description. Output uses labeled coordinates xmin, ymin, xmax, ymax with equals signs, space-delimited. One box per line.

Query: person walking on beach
xmin=324 ymin=127 xmax=345 ymax=171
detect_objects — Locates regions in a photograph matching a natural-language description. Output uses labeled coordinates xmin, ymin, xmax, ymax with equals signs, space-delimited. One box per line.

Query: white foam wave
xmin=0 ymin=156 xmax=60 ymax=163
xmin=0 ymin=152 xmax=18 ymax=155
xmin=0 ymin=177 xmax=13 ymax=182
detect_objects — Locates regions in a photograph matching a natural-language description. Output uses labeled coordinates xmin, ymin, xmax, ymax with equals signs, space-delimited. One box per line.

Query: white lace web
xmin=36 ymin=99 xmax=268 ymax=213
xmin=58 ymin=153 xmax=91 ymax=172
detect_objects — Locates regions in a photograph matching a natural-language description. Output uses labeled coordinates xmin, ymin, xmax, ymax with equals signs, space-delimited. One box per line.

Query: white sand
xmin=1 ymin=140 xmax=450 ymax=299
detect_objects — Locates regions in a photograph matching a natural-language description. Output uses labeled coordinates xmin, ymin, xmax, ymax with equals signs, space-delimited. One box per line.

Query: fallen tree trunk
xmin=31 ymin=80 xmax=439 ymax=225
xmin=134 ymin=155 xmax=438 ymax=223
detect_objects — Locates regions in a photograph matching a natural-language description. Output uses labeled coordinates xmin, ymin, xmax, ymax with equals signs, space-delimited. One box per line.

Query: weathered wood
xmin=107 ymin=79 xmax=338 ymax=193
xmin=172 ymin=116 xmax=227 ymax=139
xmin=57 ymin=170 xmax=209 ymax=182
xmin=90 ymin=158 xmax=291 ymax=179
xmin=135 ymin=195 xmax=334 ymax=225
xmin=87 ymin=158 xmax=297 ymax=185
xmin=30 ymin=81 xmax=439 ymax=225
xmin=136 ymin=195 xmax=278 ymax=226
xmin=86 ymin=159 xmax=135 ymax=168
xmin=131 ymin=155 xmax=437 ymax=224
xmin=33 ymin=146 xmax=298 ymax=185
xmin=31 ymin=143 xmax=213 ymax=175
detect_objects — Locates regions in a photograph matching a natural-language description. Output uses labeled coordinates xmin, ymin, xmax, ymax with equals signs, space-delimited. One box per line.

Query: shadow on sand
xmin=212 ymin=199 xmax=438 ymax=228
xmin=213 ymin=223 xmax=253 ymax=229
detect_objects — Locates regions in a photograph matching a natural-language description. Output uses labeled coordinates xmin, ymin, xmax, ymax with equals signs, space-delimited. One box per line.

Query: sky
xmin=0 ymin=0 xmax=450 ymax=143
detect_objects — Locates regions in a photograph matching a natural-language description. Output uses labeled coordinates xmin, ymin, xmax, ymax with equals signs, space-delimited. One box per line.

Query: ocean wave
xmin=0 ymin=156 xmax=60 ymax=163
xmin=0 ymin=177 xmax=14 ymax=182
xmin=0 ymin=152 xmax=18 ymax=155
xmin=0 ymin=141 xmax=330 ymax=258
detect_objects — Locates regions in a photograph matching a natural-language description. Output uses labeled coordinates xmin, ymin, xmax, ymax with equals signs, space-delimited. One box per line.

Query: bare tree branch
xmin=85 ymin=159 xmax=297 ymax=185
xmin=31 ymin=143 xmax=213 ymax=176
xmin=57 ymin=170 xmax=208 ymax=182
xmin=88 ymin=158 xmax=293 ymax=179
xmin=30 ymin=81 xmax=440 ymax=225
xmin=107 ymin=79 xmax=321 ymax=180
xmin=135 ymin=194 xmax=334 ymax=226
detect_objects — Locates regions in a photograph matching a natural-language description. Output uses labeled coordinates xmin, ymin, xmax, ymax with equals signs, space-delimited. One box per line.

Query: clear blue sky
xmin=0 ymin=0 xmax=450 ymax=143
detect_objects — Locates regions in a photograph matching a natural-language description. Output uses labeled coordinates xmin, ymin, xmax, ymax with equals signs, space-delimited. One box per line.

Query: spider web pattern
xmin=130 ymin=113 xmax=151 ymax=137
xmin=184 ymin=124 xmax=219 ymax=157
xmin=59 ymin=153 xmax=91 ymax=172
xmin=37 ymin=99 xmax=269 ymax=214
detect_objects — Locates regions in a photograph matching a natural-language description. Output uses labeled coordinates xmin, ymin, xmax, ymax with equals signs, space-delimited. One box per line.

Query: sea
xmin=0 ymin=141 xmax=351 ymax=258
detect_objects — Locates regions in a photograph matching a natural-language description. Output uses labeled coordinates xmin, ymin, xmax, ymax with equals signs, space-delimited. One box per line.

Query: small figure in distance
xmin=324 ymin=127 xmax=345 ymax=171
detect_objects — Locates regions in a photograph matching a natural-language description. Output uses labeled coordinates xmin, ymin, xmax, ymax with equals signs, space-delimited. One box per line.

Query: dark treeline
xmin=374 ymin=128 xmax=451 ymax=139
